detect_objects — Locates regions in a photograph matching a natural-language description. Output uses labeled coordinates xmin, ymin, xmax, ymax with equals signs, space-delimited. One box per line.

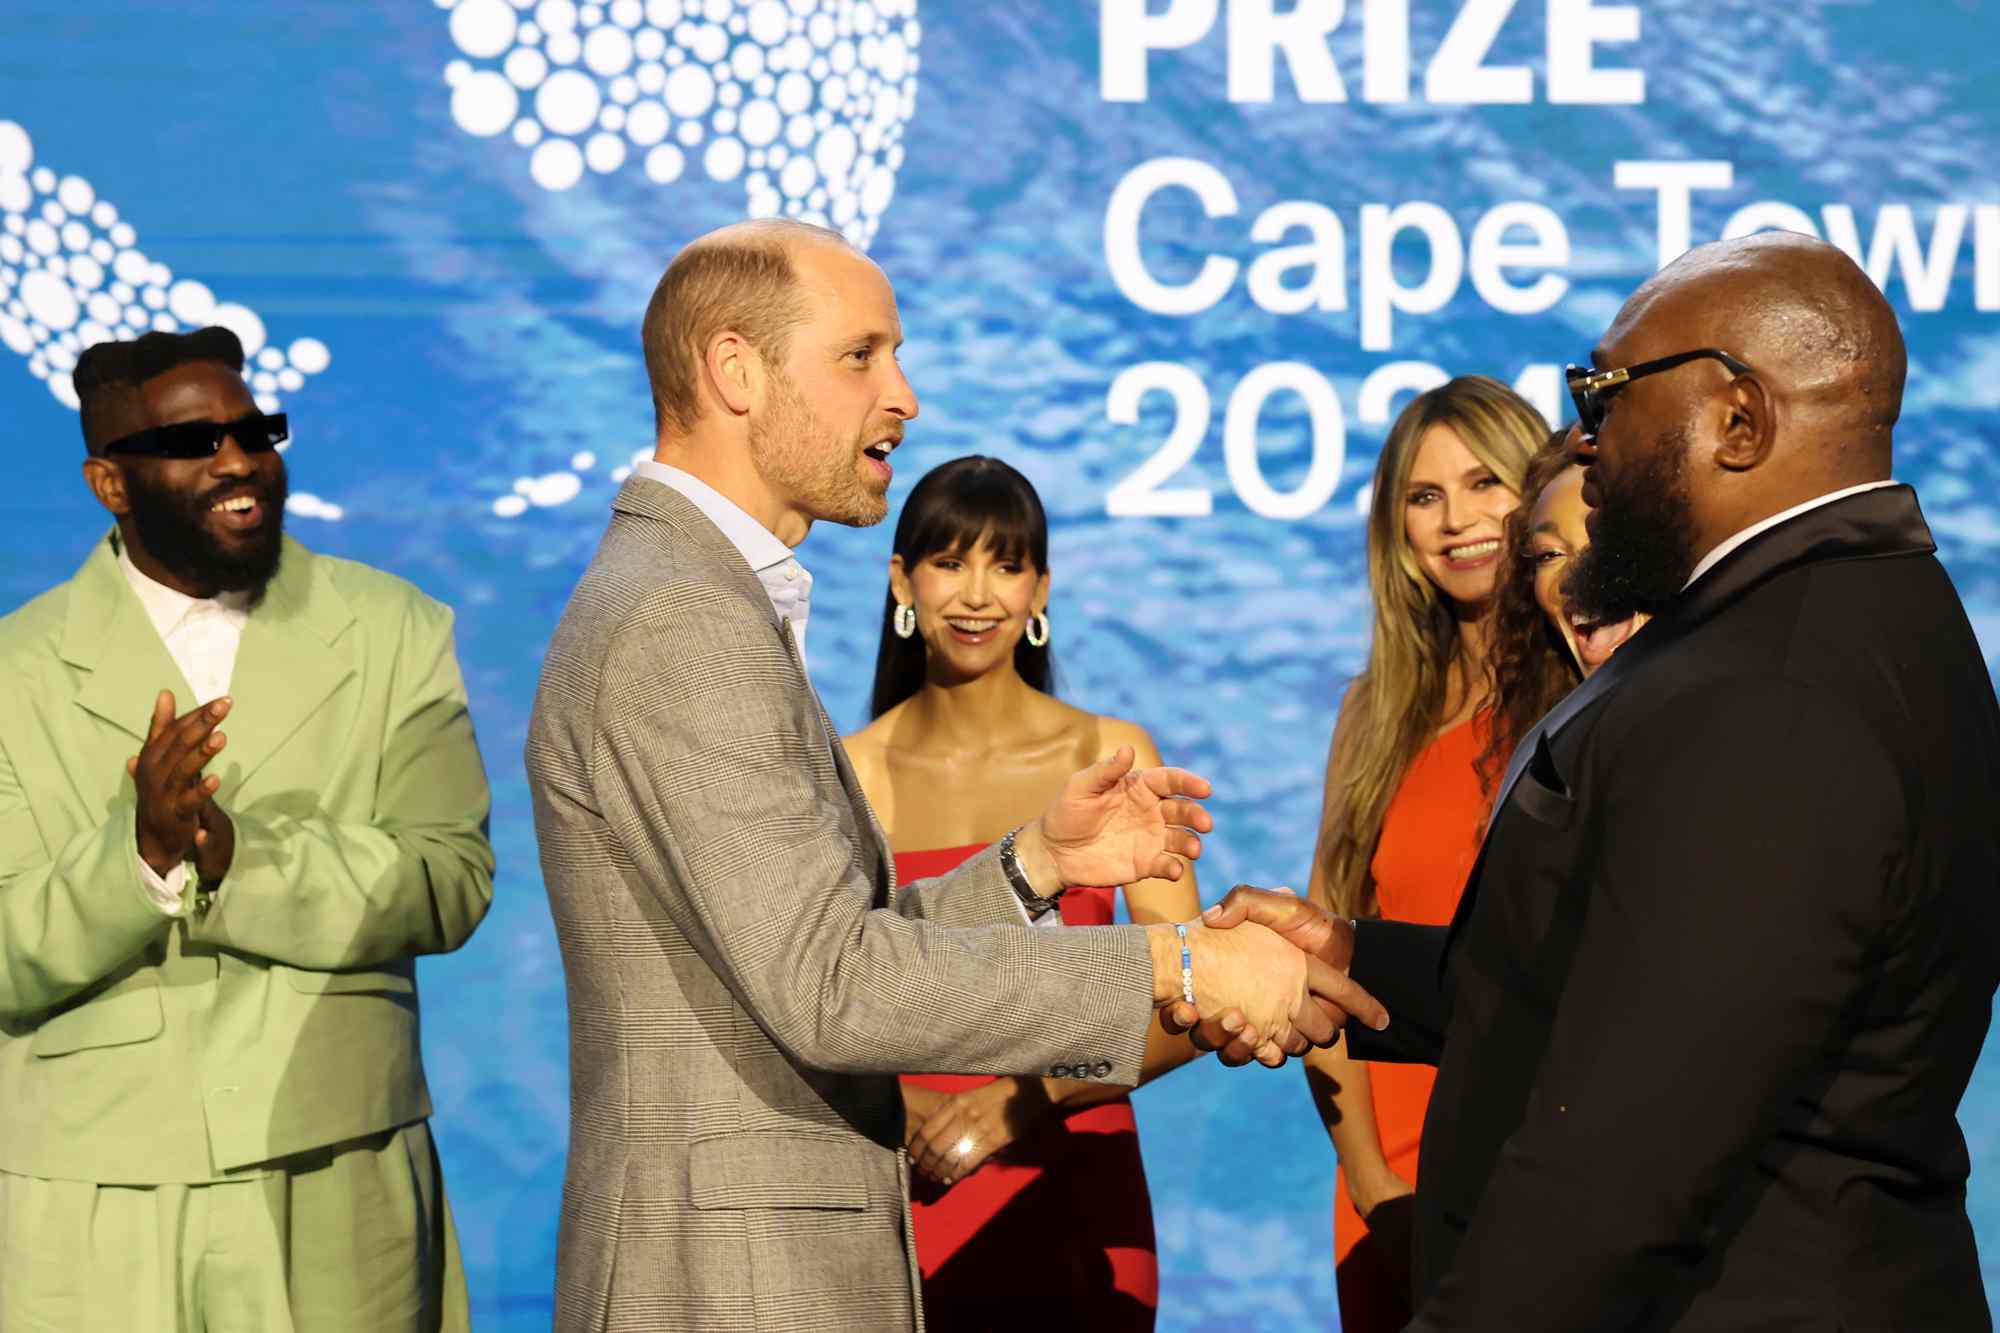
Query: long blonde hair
xmin=1317 ymin=376 xmax=1547 ymax=919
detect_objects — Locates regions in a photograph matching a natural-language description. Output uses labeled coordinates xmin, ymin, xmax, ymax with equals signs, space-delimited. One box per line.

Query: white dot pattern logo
xmin=0 ymin=119 xmax=340 ymax=517
xmin=0 ymin=121 xmax=331 ymax=415
xmin=489 ymin=444 xmax=653 ymax=519
xmin=440 ymin=0 xmax=920 ymax=248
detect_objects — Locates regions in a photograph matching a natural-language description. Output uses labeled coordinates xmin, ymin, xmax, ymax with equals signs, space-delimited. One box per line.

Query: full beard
xmin=749 ymin=371 xmax=888 ymax=529
xmin=123 ymin=464 xmax=289 ymax=598
xmin=1566 ymin=426 xmax=1698 ymax=625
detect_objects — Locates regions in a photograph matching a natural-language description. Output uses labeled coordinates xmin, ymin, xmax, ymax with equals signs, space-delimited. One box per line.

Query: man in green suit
xmin=0 ymin=327 xmax=495 ymax=1331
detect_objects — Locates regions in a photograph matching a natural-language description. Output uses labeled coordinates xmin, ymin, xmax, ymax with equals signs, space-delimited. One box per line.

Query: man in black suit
xmin=1186 ymin=232 xmax=2000 ymax=1329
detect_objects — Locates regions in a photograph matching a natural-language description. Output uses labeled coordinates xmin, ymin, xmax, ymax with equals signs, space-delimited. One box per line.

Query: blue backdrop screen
xmin=5 ymin=3 xmax=1998 ymax=1327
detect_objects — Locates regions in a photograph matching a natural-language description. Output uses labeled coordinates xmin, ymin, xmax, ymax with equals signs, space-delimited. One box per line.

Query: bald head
xmin=1569 ymin=232 xmax=1910 ymax=613
xmin=1607 ymin=232 xmax=1905 ymax=473
xmin=641 ymin=218 xmax=866 ymax=439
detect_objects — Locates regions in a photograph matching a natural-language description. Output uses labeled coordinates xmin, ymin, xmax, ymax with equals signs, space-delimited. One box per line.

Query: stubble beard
xmin=1566 ymin=424 xmax=1699 ymax=625
xmin=749 ymin=369 xmax=888 ymax=530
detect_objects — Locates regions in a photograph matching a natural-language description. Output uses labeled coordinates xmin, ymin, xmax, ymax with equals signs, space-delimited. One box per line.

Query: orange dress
xmin=1333 ymin=714 xmax=1490 ymax=1331
xmin=897 ymin=845 xmax=1158 ymax=1332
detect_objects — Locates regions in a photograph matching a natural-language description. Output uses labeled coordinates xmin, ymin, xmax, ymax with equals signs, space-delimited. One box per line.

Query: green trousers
xmin=0 ymin=1121 xmax=468 ymax=1333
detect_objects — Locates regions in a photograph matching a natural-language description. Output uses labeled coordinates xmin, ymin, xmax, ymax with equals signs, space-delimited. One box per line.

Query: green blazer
xmin=0 ymin=533 xmax=494 ymax=1184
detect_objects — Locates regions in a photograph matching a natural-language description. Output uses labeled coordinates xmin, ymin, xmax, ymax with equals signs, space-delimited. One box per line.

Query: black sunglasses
xmin=102 ymin=412 xmax=290 ymax=460
xmin=1564 ymin=350 xmax=1752 ymax=436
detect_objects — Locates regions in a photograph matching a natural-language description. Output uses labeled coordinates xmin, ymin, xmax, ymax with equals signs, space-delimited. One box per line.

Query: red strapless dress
xmin=897 ymin=844 xmax=1159 ymax=1331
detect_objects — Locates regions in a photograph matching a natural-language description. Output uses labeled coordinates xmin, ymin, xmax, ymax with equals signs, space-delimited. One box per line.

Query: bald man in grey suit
xmin=526 ymin=220 xmax=1386 ymax=1332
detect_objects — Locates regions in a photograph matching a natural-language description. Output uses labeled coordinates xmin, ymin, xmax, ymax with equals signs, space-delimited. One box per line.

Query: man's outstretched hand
xmin=1014 ymin=746 xmax=1214 ymax=890
xmin=1162 ymin=885 xmax=1379 ymax=1066
xmin=1148 ymin=917 xmax=1321 ymax=1066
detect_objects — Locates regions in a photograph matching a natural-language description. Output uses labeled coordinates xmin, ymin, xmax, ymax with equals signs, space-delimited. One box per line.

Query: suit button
xmin=1092 ymin=1061 xmax=1113 ymax=1078
xmin=1050 ymin=1064 xmax=1072 ymax=1078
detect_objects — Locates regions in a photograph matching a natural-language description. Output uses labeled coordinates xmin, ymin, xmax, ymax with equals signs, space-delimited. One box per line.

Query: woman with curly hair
xmin=1480 ymin=426 xmax=1651 ymax=782
xmin=1300 ymin=377 xmax=1566 ymax=1332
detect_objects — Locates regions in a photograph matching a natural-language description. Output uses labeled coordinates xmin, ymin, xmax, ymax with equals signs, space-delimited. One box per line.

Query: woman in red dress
xmin=844 ymin=455 xmax=1202 ymax=1332
xmin=1299 ymin=379 xmax=1566 ymax=1332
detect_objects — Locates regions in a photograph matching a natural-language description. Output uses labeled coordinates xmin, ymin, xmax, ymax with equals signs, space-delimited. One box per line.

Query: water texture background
xmin=3 ymin=3 xmax=1997 ymax=1327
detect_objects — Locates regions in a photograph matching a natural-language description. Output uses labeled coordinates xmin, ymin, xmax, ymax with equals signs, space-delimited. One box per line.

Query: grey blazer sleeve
xmin=892 ymin=843 xmax=1028 ymax=928
xmin=591 ymin=581 xmax=1155 ymax=1083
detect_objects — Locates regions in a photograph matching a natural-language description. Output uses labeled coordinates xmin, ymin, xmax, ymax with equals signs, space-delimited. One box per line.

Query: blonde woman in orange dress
xmin=1301 ymin=378 xmax=1564 ymax=1331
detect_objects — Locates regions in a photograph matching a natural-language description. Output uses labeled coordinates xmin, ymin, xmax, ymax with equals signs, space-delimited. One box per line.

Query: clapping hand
xmin=126 ymin=690 xmax=231 ymax=877
xmin=1016 ymin=746 xmax=1212 ymax=890
xmin=193 ymin=796 xmax=237 ymax=883
xmin=1163 ymin=886 xmax=1383 ymax=1067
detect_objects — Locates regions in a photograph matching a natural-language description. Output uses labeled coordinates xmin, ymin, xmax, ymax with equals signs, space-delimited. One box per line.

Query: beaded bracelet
xmin=1173 ymin=921 xmax=1195 ymax=1005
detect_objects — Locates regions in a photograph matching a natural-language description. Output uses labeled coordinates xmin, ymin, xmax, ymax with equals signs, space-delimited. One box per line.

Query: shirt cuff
xmin=130 ymin=823 xmax=188 ymax=917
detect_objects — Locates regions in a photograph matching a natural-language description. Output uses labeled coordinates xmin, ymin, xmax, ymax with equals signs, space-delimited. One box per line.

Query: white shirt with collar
xmin=117 ymin=539 xmax=253 ymax=917
xmin=1683 ymin=480 xmax=1899 ymax=590
xmin=630 ymin=460 xmax=1056 ymax=929
xmin=633 ymin=460 xmax=813 ymax=669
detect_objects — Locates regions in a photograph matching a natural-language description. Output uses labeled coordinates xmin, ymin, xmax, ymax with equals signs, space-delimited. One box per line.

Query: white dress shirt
xmin=632 ymin=460 xmax=814 ymax=669
xmin=1684 ymin=480 xmax=1898 ymax=590
xmin=629 ymin=462 xmax=1055 ymax=928
xmin=118 ymin=540 xmax=252 ymax=916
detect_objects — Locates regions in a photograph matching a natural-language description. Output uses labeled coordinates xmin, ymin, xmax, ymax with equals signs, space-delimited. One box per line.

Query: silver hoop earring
xmin=1025 ymin=611 xmax=1050 ymax=648
xmin=893 ymin=604 xmax=917 ymax=639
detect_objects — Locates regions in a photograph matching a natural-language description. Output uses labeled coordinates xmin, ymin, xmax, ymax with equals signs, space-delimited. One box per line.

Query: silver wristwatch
xmin=998 ymin=827 xmax=1065 ymax=920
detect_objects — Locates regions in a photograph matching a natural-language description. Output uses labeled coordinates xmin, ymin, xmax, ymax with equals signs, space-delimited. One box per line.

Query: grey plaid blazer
xmin=526 ymin=477 xmax=1157 ymax=1332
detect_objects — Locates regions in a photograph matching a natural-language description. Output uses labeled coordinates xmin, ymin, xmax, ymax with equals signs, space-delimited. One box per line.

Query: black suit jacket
xmin=1349 ymin=486 xmax=2000 ymax=1331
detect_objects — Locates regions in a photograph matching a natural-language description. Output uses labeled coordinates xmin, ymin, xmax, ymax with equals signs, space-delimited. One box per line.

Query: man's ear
xmin=888 ymin=553 xmax=913 ymax=606
xmin=704 ymin=329 xmax=761 ymax=418
xmin=83 ymin=456 xmax=131 ymax=517
xmin=1713 ymin=374 xmax=1776 ymax=473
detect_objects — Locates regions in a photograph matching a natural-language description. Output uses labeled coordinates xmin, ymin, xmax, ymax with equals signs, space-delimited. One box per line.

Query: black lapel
xmin=1445 ymin=484 xmax=1935 ymax=956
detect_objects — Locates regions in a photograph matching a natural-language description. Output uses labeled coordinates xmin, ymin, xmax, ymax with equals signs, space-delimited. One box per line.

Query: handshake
xmin=1147 ymin=888 xmax=1386 ymax=1068
xmin=1018 ymin=747 xmax=1386 ymax=1067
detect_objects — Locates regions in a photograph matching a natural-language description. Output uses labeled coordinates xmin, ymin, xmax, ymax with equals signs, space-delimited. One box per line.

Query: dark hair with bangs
xmin=869 ymin=455 xmax=1056 ymax=718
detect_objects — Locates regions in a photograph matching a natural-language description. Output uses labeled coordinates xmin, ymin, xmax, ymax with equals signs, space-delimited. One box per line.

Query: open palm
xmin=1038 ymin=746 xmax=1214 ymax=887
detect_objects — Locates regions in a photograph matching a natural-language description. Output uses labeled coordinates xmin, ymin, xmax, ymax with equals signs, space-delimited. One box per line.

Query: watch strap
xmin=998 ymin=827 xmax=1064 ymax=919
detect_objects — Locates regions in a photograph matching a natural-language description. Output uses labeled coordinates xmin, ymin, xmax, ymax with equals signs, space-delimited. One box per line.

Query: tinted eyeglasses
xmin=1564 ymin=350 xmax=1752 ymax=437
xmin=102 ymin=412 xmax=289 ymax=460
